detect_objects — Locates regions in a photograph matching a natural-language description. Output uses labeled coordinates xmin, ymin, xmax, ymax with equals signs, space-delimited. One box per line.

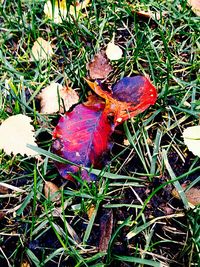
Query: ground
xmin=0 ymin=1 xmax=200 ymax=267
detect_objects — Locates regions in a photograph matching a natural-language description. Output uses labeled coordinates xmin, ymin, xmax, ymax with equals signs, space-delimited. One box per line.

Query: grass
xmin=0 ymin=0 xmax=200 ymax=266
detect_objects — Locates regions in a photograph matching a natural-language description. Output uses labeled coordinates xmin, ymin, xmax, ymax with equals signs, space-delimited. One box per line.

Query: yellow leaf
xmin=187 ymin=0 xmax=200 ymax=16
xmin=44 ymin=0 xmax=90 ymax=23
xmin=87 ymin=204 xmax=95 ymax=219
xmin=38 ymin=82 xmax=79 ymax=114
xmin=183 ymin=125 xmax=200 ymax=157
xmin=31 ymin=37 xmax=53 ymax=61
xmin=106 ymin=38 xmax=123 ymax=61
xmin=44 ymin=181 xmax=61 ymax=203
xmin=44 ymin=0 xmax=67 ymax=24
xmin=0 ymin=115 xmax=38 ymax=157
xmin=20 ymin=259 xmax=30 ymax=267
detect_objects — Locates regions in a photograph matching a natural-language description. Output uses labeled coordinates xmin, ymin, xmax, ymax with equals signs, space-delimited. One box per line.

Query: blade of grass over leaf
xmin=113 ymin=255 xmax=164 ymax=267
xmin=162 ymin=150 xmax=190 ymax=209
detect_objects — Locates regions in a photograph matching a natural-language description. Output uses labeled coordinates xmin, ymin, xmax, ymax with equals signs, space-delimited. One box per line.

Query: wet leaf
xmin=38 ymin=82 xmax=79 ymax=114
xmin=183 ymin=125 xmax=200 ymax=157
xmin=87 ymin=51 xmax=113 ymax=80
xmin=0 ymin=114 xmax=38 ymax=157
xmin=99 ymin=209 xmax=113 ymax=252
xmin=44 ymin=181 xmax=61 ymax=203
xmin=31 ymin=37 xmax=53 ymax=61
xmin=172 ymin=185 xmax=200 ymax=206
xmin=52 ymin=101 xmax=114 ymax=181
xmin=187 ymin=0 xmax=200 ymax=16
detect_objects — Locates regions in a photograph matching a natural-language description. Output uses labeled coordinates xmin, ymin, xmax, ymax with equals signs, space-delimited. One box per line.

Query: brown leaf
xmin=172 ymin=184 xmax=200 ymax=206
xmin=0 ymin=185 xmax=9 ymax=194
xmin=0 ymin=211 xmax=5 ymax=221
xmin=99 ymin=209 xmax=113 ymax=252
xmin=187 ymin=0 xmax=200 ymax=16
xmin=87 ymin=51 xmax=113 ymax=80
xmin=44 ymin=181 xmax=61 ymax=203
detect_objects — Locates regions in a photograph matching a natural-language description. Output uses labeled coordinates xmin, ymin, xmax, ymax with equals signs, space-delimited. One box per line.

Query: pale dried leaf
xmin=123 ymin=139 xmax=130 ymax=146
xmin=59 ymin=85 xmax=79 ymax=112
xmin=0 ymin=114 xmax=38 ymax=157
xmin=38 ymin=82 xmax=79 ymax=114
xmin=172 ymin=185 xmax=200 ymax=206
xmin=31 ymin=37 xmax=53 ymax=61
xmin=70 ymin=0 xmax=90 ymax=16
xmin=187 ymin=0 xmax=200 ymax=16
xmin=44 ymin=181 xmax=61 ymax=203
xmin=106 ymin=41 xmax=123 ymax=61
xmin=87 ymin=51 xmax=113 ymax=79
xmin=183 ymin=125 xmax=200 ymax=157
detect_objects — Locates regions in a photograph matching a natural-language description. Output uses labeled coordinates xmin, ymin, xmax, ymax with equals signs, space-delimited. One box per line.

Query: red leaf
xmin=52 ymin=76 xmax=157 ymax=181
xmin=85 ymin=76 xmax=157 ymax=125
xmin=52 ymin=101 xmax=114 ymax=181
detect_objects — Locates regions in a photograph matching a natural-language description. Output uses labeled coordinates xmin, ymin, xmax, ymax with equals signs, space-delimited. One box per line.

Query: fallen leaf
xmin=0 ymin=212 xmax=5 ymax=221
xmin=52 ymin=76 xmax=157 ymax=181
xmin=86 ymin=76 xmax=157 ymax=124
xmin=44 ymin=0 xmax=67 ymax=23
xmin=38 ymin=82 xmax=79 ymax=114
xmin=44 ymin=181 xmax=61 ymax=203
xmin=183 ymin=125 xmax=200 ymax=157
xmin=44 ymin=0 xmax=90 ymax=23
xmin=123 ymin=139 xmax=130 ymax=146
xmin=52 ymin=101 xmax=113 ymax=181
xmin=0 ymin=114 xmax=38 ymax=157
xmin=129 ymin=3 xmax=167 ymax=20
xmin=70 ymin=0 xmax=90 ymax=16
xmin=187 ymin=0 xmax=200 ymax=16
xmin=20 ymin=259 xmax=30 ymax=267
xmin=87 ymin=204 xmax=95 ymax=220
xmin=0 ymin=184 xmax=9 ymax=194
xmin=99 ymin=209 xmax=113 ymax=252
xmin=87 ymin=51 xmax=113 ymax=80
xmin=106 ymin=37 xmax=123 ymax=61
xmin=172 ymin=185 xmax=200 ymax=206
xmin=31 ymin=37 xmax=53 ymax=61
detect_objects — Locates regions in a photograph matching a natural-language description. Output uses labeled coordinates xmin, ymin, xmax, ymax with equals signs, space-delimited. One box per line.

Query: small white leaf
xmin=106 ymin=40 xmax=122 ymax=61
xmin=31 ymin=37 xmax=53 ymax=61
xmin=183 ymin=125 xmax=200 ymax=157
xmin=38 ymin=82 xmax=79 ymax=114
xmin=0 ymin=114 xmax=38 ymax=157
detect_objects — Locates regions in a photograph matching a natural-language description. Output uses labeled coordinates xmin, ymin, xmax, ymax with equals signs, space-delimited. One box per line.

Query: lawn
xmin=0 ymin=0 xmax=200 ymax=266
